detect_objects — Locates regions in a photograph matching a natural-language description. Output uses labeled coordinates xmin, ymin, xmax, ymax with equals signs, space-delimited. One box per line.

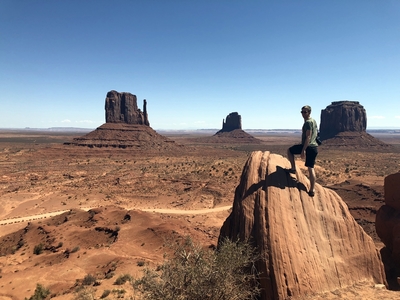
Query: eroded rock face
xmin=320 ymin=101 xmax=366 ymax=140
xmin=220 ymin=112 xmax=242 ymax=132
xmin=219 ymin=151 xmax=386 ymax=300
xmin=376 ymin=173 xmax=400 ymax=276
xmin=105 ymin=90 xmax=149 ymax=126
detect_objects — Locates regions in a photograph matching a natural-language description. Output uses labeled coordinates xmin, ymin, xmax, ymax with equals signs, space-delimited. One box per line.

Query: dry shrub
xmin=114 ymin=274 xmax=133 ymax=285
xmin=26 ymin=283 xmax=50 ymax=300
xmin=82 ymin=274 xmax=96 ymax=286
xmin=133 ymin=236 xmax=260 ymax=300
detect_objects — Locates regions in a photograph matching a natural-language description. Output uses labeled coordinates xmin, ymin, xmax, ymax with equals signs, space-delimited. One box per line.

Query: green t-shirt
xmin=302 ymin=118 xmax=318 ymax=147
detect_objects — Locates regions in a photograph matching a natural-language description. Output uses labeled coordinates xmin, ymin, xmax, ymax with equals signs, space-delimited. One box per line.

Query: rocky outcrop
xmin=219 ymin=151 xmax=386 ymax=300
xmin=105 ymin=90 xmax=149 ymax=126
xmin=220 ymin=112 xmax=242 ymax=132
xmin=320 ymin=101 xmax=366 ymax=140
xmin=319 ymin=101 xmax=389 ymax=148
xmin=376 ymin=172 xmax=400 ymax=287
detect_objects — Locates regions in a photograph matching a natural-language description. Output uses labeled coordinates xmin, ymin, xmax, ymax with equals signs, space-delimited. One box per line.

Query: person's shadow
xmin=243 ymin=166 xmax=307 ymax=199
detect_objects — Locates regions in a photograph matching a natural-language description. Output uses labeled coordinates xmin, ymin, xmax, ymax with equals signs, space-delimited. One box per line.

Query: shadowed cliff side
xmin=105 ymin=90 xmax=149 ymax=125
xmin=376 ymin=172 xmax=400 ymax=290
xmin=219 ymin=151 xmax=387 ymax=300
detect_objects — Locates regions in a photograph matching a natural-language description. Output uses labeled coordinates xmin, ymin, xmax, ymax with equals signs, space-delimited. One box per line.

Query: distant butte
xmin=105 ymin=90 xmax=150 ymax=126
xmin=183 ymin=112 xmax=263 ymax=144
xmin=319 ymin=101 xmax=390 ymax=149
xmin=65 ymin=90 xmax=180 ymax=150
xmin=219 ymin=112 xmax=242 ymax=132
xmin=211 ymin=112 xmax=263 ymax=143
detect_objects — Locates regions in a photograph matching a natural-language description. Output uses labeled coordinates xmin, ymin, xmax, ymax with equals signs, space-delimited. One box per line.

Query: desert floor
xmin=0 ymin=130 xmax=400 ymax=299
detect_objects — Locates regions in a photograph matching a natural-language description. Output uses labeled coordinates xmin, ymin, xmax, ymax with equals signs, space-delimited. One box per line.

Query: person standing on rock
xmin=287 ymin=105 xmax=319 ymax=197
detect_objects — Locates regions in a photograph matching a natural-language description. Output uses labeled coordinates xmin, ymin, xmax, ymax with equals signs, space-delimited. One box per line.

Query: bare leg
xmin=287 ymin=148 xmax=296 ymax=171
xmin=308 ymin=167 xmax=316 ymax=193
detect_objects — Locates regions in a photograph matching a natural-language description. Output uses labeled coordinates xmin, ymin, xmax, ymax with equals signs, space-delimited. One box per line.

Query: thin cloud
xmin=61 ymin=119 xmax=71 ymax=123
xmin=369 ymin=116 xmax=385 ymax=119
xmin=76 ymin=120 xmax=95 ymax=124
xmin=395 ymin=116 xmax=400 ymax=119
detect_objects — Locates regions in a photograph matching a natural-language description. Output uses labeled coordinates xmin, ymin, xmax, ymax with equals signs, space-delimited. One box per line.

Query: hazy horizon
xmin=1 ymin=126 xmax=399 ymax=132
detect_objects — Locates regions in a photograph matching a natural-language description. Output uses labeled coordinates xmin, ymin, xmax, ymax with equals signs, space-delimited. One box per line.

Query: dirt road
xmin=0 ymin=206 xmax=232 ymax=226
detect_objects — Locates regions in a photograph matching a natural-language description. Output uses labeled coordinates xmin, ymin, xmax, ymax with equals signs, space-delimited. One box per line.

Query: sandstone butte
xmin=65 ymin=90 xmax=180 ymax=150
xmin=319 ymin=101 xmax=389 ymax=149
xmin=219 ymin=151 xmax=386 ymax=300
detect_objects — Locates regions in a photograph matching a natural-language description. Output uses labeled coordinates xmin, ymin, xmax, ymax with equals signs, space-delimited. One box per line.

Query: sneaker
xmin=285 ymin=169 xmax=296 ymax=174
xmin=308 ymin=191 xmax=315 ymax=197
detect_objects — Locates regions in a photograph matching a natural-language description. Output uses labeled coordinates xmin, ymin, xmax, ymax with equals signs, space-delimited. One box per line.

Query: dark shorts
xmin=289 ymin=144 xmax=318 ymax=168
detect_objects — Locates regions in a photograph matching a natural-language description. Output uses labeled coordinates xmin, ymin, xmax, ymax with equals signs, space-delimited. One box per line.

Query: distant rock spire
xmin=143 ymin=99 xmax=149 ymax=126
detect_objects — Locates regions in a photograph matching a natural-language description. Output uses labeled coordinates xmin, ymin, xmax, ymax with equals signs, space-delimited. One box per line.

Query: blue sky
xmin=1 ymin=0 xmax=399 ymax=130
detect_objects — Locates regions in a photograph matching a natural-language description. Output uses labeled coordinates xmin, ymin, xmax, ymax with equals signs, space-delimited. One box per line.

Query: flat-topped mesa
xmin=105 ymin=90 xmax=149 ymax=126
xmin=220 ymin=112 xmax=242 ymax=132
xmin=318 ymin=101 xmax=389 ymax=148
xmin=319 ymin=101 xmax=366 ymax=140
